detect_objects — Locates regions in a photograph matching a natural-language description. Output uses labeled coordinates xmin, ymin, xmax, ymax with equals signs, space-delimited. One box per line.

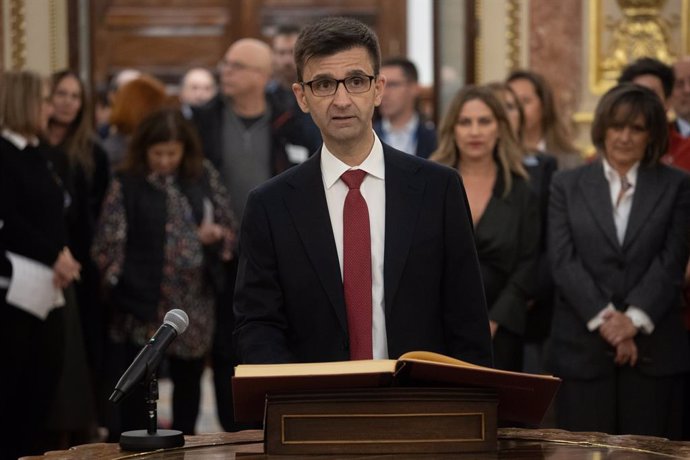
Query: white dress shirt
xmin=587 ymin=159 xmax=653 ymax=334
xmin=381 ymin=113 xmax=418 ymax=155
xmin=320 ymin=132 xmax=388 ymax=359
xmin=603 ymin=158 xmax=637 ymax=245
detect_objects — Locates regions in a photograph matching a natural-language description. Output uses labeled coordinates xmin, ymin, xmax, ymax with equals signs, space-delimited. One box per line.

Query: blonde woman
xmin=0 ymin=70 xmax=80 ymax=458
xmin=431 ymin=85 xmax=539 ymax=371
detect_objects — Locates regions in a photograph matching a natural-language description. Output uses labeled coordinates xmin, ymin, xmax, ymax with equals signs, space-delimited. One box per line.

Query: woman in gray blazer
xmin=547 ymin=83 xmax=690 ymax=439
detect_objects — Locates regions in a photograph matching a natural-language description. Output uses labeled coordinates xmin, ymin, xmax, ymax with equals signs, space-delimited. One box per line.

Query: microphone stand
xmin=118 ymin=372 xmax=185 ymax=451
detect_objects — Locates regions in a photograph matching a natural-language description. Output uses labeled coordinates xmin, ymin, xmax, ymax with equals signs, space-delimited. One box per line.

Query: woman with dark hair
xmin=547 ymin=83 xmax=690 ymax=439
xmin=0 ymin=70 xmax=81 ymax=459
xmin=92 ymin=108 xmax=236 ymax=436
xmin=507 ymin=70 xmax=582 ymax=170
xmin=431 ymin=85 xmax=539 ymax=371
xmin=45 ymin=70 xmax=110 ymax=441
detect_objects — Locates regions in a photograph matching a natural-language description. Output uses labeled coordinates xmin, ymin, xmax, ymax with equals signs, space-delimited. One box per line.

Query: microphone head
xmin=164 ymin=309 xmax=189 ymax=335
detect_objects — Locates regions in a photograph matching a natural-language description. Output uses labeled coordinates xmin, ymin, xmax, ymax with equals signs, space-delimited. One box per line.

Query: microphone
xmin=109 ymin=309 xmax=189 ymax=404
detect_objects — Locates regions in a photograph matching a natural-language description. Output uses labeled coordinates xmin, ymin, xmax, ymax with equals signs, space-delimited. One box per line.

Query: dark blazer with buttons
xmin=233 ymin=143 xmax=492 ymax=366
xmin=546 ymin=160 xmax=690 ymax=379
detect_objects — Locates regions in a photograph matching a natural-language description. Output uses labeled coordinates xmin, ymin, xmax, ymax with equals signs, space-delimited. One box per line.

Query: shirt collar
xmin=381 ymin=112 xmax=419 ymax=136
xmin=321 ymin=131 xmax=386 ymax=189
xmin=1 ymin=128 xmax=39 ymax=150
xmin=602 ymin=157 xmax=640 ymax=185
xmin=677 ymin=117 xmax=690 ymax=137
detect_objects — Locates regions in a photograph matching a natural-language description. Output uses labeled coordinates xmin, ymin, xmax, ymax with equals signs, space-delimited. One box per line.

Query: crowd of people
xmin=2 ymin=15 xmax=690 ymax=459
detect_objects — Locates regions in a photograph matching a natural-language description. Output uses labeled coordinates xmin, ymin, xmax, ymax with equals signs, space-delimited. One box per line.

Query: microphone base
xmin=119 ymin=429 xmax=185 ymax=451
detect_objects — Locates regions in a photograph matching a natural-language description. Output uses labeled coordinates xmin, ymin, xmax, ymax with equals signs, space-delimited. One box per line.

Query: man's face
xmin=219 ymin=42 xmax=270 ymax=98
xmin=272 ymin=33 xmax=299 ymax=87
xmin=180 ymin=69 xmax=217 ymax=107
xmin=672 ymin=60 xmax=690 ymax=120
xmin=292 ymin=47 xmax=384 ymax=149
xmin=378 ymin=65 xmax=417 ymax=121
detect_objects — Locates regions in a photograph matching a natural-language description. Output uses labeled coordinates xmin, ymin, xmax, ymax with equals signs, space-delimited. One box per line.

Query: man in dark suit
xmin=374 ymin=57 xmax=437 ymax=159
xmin=547 ymin=84 xmax=690 ymax=439
xmin=233 ymin=17 xmax=492 ymax=367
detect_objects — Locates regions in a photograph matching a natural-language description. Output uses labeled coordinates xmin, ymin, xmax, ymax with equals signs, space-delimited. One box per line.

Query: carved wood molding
xmin=506 ymin=0 xmax=520 ymax=71
xmin=9 ymin=0 xmax=26 ymax=69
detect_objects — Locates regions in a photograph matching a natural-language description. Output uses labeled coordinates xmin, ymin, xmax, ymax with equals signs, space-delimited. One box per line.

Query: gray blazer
xmin=546 ymin=160 xmax=690 ymax=379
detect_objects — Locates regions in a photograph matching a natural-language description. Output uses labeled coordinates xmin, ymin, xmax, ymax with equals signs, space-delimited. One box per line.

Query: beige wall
xmin=476 ymin=0 xmax=529 ymax=84
xmin=2 ymin=0 xmax=68 ymax=74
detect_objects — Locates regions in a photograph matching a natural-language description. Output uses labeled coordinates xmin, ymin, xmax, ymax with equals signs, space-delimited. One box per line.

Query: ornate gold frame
xmin=505 ymin=0 xmax=521 ymax=71
xmin=589 ymin=0 xmax=689 ymax=95
xmin=9 ymin=0 xmax=26 ymax=70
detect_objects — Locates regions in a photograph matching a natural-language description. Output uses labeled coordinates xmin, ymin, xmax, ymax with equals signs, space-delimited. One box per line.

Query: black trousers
xmin=169 ymin=355 xmax=205 ymax=434
xmin=0 ymin=301 xmax=64 ymax=460
xmin=556 ymin=366 xmax=684 ymax=440
xmin=212 ymin=258 xmax=260 ymax=432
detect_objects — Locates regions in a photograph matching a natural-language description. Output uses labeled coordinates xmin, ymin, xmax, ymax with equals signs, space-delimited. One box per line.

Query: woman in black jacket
xmin=0 ymin=70 xmax=81 ymax=459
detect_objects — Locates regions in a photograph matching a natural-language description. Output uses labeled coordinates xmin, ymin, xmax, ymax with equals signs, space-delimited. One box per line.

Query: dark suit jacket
xmin=233 ymin=144 xmax=492 ymax=366
xmin=373 ymin=117 xmax=437 ymax=159
xmin=546 ymin=160 xmax=690 ymax=379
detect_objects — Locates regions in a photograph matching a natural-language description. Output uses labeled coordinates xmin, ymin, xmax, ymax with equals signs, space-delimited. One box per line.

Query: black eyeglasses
xmin=301 ymin=75 xmax=376 ymax=97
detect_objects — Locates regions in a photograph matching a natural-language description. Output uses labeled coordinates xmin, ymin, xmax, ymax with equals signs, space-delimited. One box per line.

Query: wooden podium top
xmin=20 ymin=428 xmax=690 ymax=459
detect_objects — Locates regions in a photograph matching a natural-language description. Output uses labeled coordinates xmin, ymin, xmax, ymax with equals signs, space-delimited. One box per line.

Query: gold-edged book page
xmin=399 ymin=351 xmax=557 ymax=379
xmin=235 ymin=359 xmax=398 ymax=378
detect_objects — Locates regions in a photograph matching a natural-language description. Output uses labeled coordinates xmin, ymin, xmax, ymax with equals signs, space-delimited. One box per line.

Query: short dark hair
xmin=591 ymin=83 xmax=668 ymax=166
xmin=618 ymin=57 xmax=675 ymax=99
xmin=381 ymin=57 xmax=418 ymax=82
xmin=294 ymin=17 xmax=381 ymax=82
xmin=122 ymin=108 xmax=204 ymax=180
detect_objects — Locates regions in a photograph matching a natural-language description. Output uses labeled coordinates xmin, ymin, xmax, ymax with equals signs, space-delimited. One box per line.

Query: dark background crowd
xmin=2 ymin=18 xmax=690 ymax=460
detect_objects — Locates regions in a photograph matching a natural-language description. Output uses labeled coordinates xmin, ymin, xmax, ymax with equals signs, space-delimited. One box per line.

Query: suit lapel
xmin=284 ymin=154 xmax=348 ymax=333
xmin=623 ymin=165 xmax=664 ymax=249
xmin=383 ymin=147 xmax=426 ymax=317
xmin=579 ymin=162 xmax=620 ymax=250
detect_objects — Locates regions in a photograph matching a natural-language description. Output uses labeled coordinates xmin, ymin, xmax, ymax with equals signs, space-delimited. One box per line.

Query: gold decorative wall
xmin=2 ymin=0 xmax=68 ymax=72
xmin=8 ymin=0 xmax=26 ymax=69
xmin=589 ymin=0 xmax=688 ymax=94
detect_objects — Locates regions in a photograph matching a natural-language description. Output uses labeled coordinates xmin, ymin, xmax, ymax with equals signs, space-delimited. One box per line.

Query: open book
xmin=233 ymin=351 xmax=560 ymax=425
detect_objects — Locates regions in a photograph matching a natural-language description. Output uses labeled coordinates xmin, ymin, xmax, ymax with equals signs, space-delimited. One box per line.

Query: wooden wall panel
xmin=89 ymin=0 xmax=406 ymax=90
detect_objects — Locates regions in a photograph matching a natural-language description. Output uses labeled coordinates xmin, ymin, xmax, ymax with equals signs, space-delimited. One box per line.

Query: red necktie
xmin=341 ymin=169 xmax=373 ymax=360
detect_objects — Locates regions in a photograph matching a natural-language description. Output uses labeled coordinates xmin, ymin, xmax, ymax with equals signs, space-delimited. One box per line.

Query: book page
xmin=399 ymin=351 xmax=484 ymax=368
xmin=399 ymin=351 xmax=555 ymax=378
xmin=235 ymin=359 xmax=397 ymax=378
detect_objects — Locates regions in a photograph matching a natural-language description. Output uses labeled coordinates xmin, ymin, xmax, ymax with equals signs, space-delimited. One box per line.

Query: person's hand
xmin=53 ymin=247 xmax=81 ymax=289
xmin=599 ymin=310 xmax=637 ymax=346
xmin=197 ymin=222 xmax=224 ymax=245
xmin=489 ymin=320 xmax=498 ymax=338
xmin=613 ymin=338 xmax=638 ymax=367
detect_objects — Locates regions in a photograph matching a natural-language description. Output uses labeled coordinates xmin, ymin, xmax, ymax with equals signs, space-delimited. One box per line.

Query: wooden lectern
xmin=232 ymin=351 xmax=559 ymax=455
